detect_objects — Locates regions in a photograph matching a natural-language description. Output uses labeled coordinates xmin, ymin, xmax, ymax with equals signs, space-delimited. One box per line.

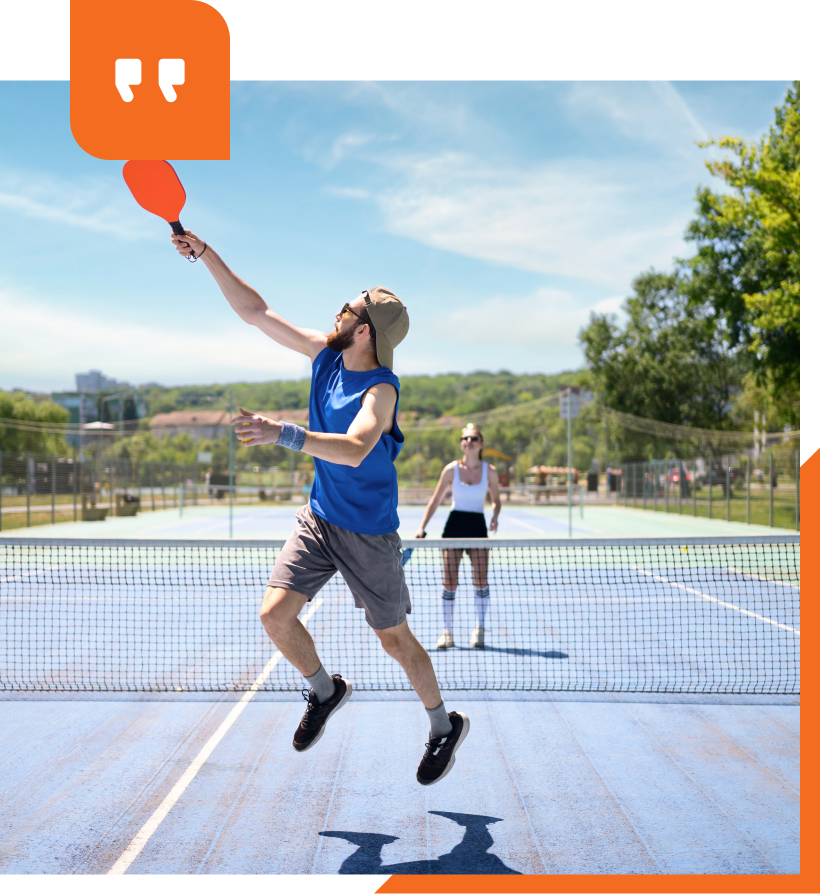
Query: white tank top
xmin=451 ymin=462 xmax=488 ymax=513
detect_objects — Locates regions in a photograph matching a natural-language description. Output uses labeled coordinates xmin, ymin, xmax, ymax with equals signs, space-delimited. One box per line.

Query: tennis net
xmin=0 ymin=536 xmax=799 ymax=694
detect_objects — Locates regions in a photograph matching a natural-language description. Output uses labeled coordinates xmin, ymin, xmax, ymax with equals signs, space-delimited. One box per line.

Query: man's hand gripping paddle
xmin=402 ymin=531 xmax=426 ymax=567
xmin=122 ymin=160 xmax=199 ymax=262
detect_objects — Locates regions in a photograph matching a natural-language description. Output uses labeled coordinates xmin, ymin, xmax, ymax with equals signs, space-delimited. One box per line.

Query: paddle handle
xmin=169 ymin=219 xmax=199 ymax=262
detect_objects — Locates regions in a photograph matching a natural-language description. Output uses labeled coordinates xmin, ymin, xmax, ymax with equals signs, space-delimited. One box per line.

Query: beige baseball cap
xmin=363 ymin=287 xmax=409 ymax=369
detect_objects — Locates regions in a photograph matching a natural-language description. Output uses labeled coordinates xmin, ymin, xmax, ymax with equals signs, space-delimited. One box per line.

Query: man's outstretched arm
xmin=172 ymin=231 xmax=327 ymax=360
xmin=231 ymin=384 xmax=397 ymax=468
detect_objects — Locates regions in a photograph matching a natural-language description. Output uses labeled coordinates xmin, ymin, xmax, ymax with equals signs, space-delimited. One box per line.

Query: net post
xmin=769 ymin=451 xmax=774 ymax=527
xmin=796 ymin=449 xmax=800 ymax=531
xmin=51 ymin=453 xmax=56 ymax=525
xmin=746 ymin=454 xmax=751 ymax=524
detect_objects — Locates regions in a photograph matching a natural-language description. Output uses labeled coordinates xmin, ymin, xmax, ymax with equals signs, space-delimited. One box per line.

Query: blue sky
xmin=0 ymin=80 xmax=791 ymax=393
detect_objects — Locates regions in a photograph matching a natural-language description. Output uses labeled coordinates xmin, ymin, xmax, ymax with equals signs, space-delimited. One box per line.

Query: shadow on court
xmin=426 ymin=645 xmax=569 ymax=659
xmin=321 ymin=811 xmax=521 ymax=874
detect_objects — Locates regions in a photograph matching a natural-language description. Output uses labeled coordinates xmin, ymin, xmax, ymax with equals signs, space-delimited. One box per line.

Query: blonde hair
xmin=462 ymin=423 xmax=484 ymax=460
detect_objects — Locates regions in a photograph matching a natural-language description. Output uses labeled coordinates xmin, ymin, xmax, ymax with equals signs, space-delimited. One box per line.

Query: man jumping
xmin=172 ymin=232 xmax=469 ymax=786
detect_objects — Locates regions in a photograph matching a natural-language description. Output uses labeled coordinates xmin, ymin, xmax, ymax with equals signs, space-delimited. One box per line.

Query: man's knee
xmin=376 ymin=622 xmax=413 ymax=658
xmin=259 ymin=587 xmax=304 ymax=633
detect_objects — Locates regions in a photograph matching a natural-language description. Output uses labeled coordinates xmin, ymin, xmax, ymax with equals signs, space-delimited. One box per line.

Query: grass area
xmin=619 ymin=485 xmax=799 ymax=531
xmin=0 ymin=508 xmax=79 ymax=531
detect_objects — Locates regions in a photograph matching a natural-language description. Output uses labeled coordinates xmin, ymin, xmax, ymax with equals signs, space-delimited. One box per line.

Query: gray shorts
xmin=267 ymin=505 xmax=412 ymax=630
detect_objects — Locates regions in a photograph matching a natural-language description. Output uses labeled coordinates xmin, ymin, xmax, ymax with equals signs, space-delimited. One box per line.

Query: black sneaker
xmin=292 ymin=674 xmax=352 ymax=753
xmin=416 ymin=711 xmax=470 ymax=786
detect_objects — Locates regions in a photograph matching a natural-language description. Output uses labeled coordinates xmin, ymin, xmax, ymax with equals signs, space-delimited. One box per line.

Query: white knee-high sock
xmin=442 ymin=589 xmax=456 ymax=631
xmin=474 ymin=586 xmax=490 ymax=627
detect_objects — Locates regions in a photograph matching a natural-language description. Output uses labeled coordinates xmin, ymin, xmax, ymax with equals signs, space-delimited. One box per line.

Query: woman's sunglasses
xmin=461 ymin=435 xmax=481 ymax=443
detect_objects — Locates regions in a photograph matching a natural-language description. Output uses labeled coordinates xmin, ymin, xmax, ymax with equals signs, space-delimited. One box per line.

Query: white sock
xmin=474 ymin=586 xmax=489 ymax=627
xmin=442 ymin=589 xmax=456 ymax=632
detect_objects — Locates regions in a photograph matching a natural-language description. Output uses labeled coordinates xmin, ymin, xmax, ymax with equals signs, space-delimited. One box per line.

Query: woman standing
xmin=415 ymin=424 xmax=501 ymax=649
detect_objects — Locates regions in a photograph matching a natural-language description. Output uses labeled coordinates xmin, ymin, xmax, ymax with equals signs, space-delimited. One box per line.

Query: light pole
xmin=228 ymin=387 xmax=234 ymax=538
xmin=560 ymin=387 xmax=580 ymax=537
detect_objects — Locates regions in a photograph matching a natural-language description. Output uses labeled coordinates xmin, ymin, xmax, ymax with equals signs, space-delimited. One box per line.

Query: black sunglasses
xmin=339 ymin=292 xmax=370 ymax=324
xmin=339 ymin=301 xmax=368 ymax=324
xmin=461 ymin=435 xmax=481 ymax=443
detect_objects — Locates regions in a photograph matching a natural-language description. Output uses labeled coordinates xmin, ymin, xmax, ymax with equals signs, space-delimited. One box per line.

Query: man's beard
xmin=326 ymin=325 xmax=357 ymax=353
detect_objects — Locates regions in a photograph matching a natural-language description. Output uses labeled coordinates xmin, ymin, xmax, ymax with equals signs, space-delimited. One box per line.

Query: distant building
xmin=51 ymin=370 xmax=145 ymax=446
xmin=75 ymin=370 xmax=124 ymax=393
xmin=150 ymin=408 xmax=309 ymax=441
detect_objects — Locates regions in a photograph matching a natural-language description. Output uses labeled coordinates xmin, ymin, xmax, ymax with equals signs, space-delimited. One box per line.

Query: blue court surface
xmin=0 ymin=691 xmax=799 ymax=876
xmin=0 ymin=523 xmax=800 ymax=878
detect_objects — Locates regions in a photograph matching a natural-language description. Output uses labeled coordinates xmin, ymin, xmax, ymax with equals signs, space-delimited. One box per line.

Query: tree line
xmin=579 ymin=82 xmax=799 ymax=434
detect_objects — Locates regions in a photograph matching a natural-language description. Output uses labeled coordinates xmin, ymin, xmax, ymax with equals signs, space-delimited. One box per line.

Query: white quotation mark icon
xmin=115 ymin=59 xmax=141 ymax=102
xmin=115 ymin=58 xmax=185 ymax=103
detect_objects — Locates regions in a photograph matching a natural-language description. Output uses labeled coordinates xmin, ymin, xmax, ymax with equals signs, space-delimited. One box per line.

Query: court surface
xmin=0 ymin=511 xmax=799 ymax=877
xmin=0 ymin=691 xmax=798 ymax=875
xmin=0 ymin=501 xmax=788 ymax=541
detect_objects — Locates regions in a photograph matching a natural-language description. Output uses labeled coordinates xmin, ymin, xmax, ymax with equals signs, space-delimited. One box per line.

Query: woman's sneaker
xmin=469 ymin=625 xmax=485 ymax=648
xmin=436 ymin=630 xmax=454 ymax=649
xmin=292 ymin=674 xmax=352 ymax=752
xmin=416 ymin=711 xmax=470 ymax=786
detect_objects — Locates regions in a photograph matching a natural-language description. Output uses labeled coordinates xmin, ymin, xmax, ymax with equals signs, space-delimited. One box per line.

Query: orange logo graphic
xmin=70 ymin=0 xmax=230 ymax=160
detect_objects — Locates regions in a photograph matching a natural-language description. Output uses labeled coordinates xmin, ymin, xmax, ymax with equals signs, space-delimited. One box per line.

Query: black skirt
xmin=442 ymin=509 xmax=488 ymax=539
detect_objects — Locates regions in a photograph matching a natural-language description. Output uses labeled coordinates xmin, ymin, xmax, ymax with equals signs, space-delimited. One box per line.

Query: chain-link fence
xmin=0 ymin=451 xmax=316 ymax=532
xmin=1 ymin=399 xmax=801 ymax=531
xmin=615 ymin=448 xmax=800 ymax=530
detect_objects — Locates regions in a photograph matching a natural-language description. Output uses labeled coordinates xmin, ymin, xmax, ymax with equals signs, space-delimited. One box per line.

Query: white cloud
xmin=0 ymin=288 xmax=307 ymax=391
xmin=303 ymin=130 xmax=381 ymax=170
xmin=0 ymin=166 xmax=152 ymax=240
xmin=370 ymin=152 xmax=690 ymax=289
xmin=432 ymin=289 xmax=626 ymax=347
xmin=564 ymin=81 xmax=709 ymax=152
xmin=590 ymin=294 xmax=626 ymax=317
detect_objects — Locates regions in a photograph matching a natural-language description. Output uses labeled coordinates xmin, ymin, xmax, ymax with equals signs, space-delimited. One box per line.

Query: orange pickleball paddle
xmin=123 ymin=160 xmax=195 ymax=258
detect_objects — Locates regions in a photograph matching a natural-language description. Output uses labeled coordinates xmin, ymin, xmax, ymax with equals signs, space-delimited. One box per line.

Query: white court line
xmin=727 ymin=567 xmax=800 ymax=590
xmin=632 ymin=567 xmax=799 ymax=635
xmin=503 ymin=515 xmax=548 ymax=534
xmin=0 ymin=564 xmax=65 ymax=584
xmin=108 ymin=597 xmax=324 ymax=875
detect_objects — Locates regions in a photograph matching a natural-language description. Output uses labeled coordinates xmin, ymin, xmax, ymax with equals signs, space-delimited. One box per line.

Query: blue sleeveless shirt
xmin=308 ymin=347 xmax=404 ymax=535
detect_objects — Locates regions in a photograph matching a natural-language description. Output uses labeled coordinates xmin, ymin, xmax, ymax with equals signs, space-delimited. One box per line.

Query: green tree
xmin=682 ymin=81 xmax=799 ymax=398
xmin=0 ymin=390 xmax=70 ymax=455
xmin=579 ymin=271 xmax=746 ymax=428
